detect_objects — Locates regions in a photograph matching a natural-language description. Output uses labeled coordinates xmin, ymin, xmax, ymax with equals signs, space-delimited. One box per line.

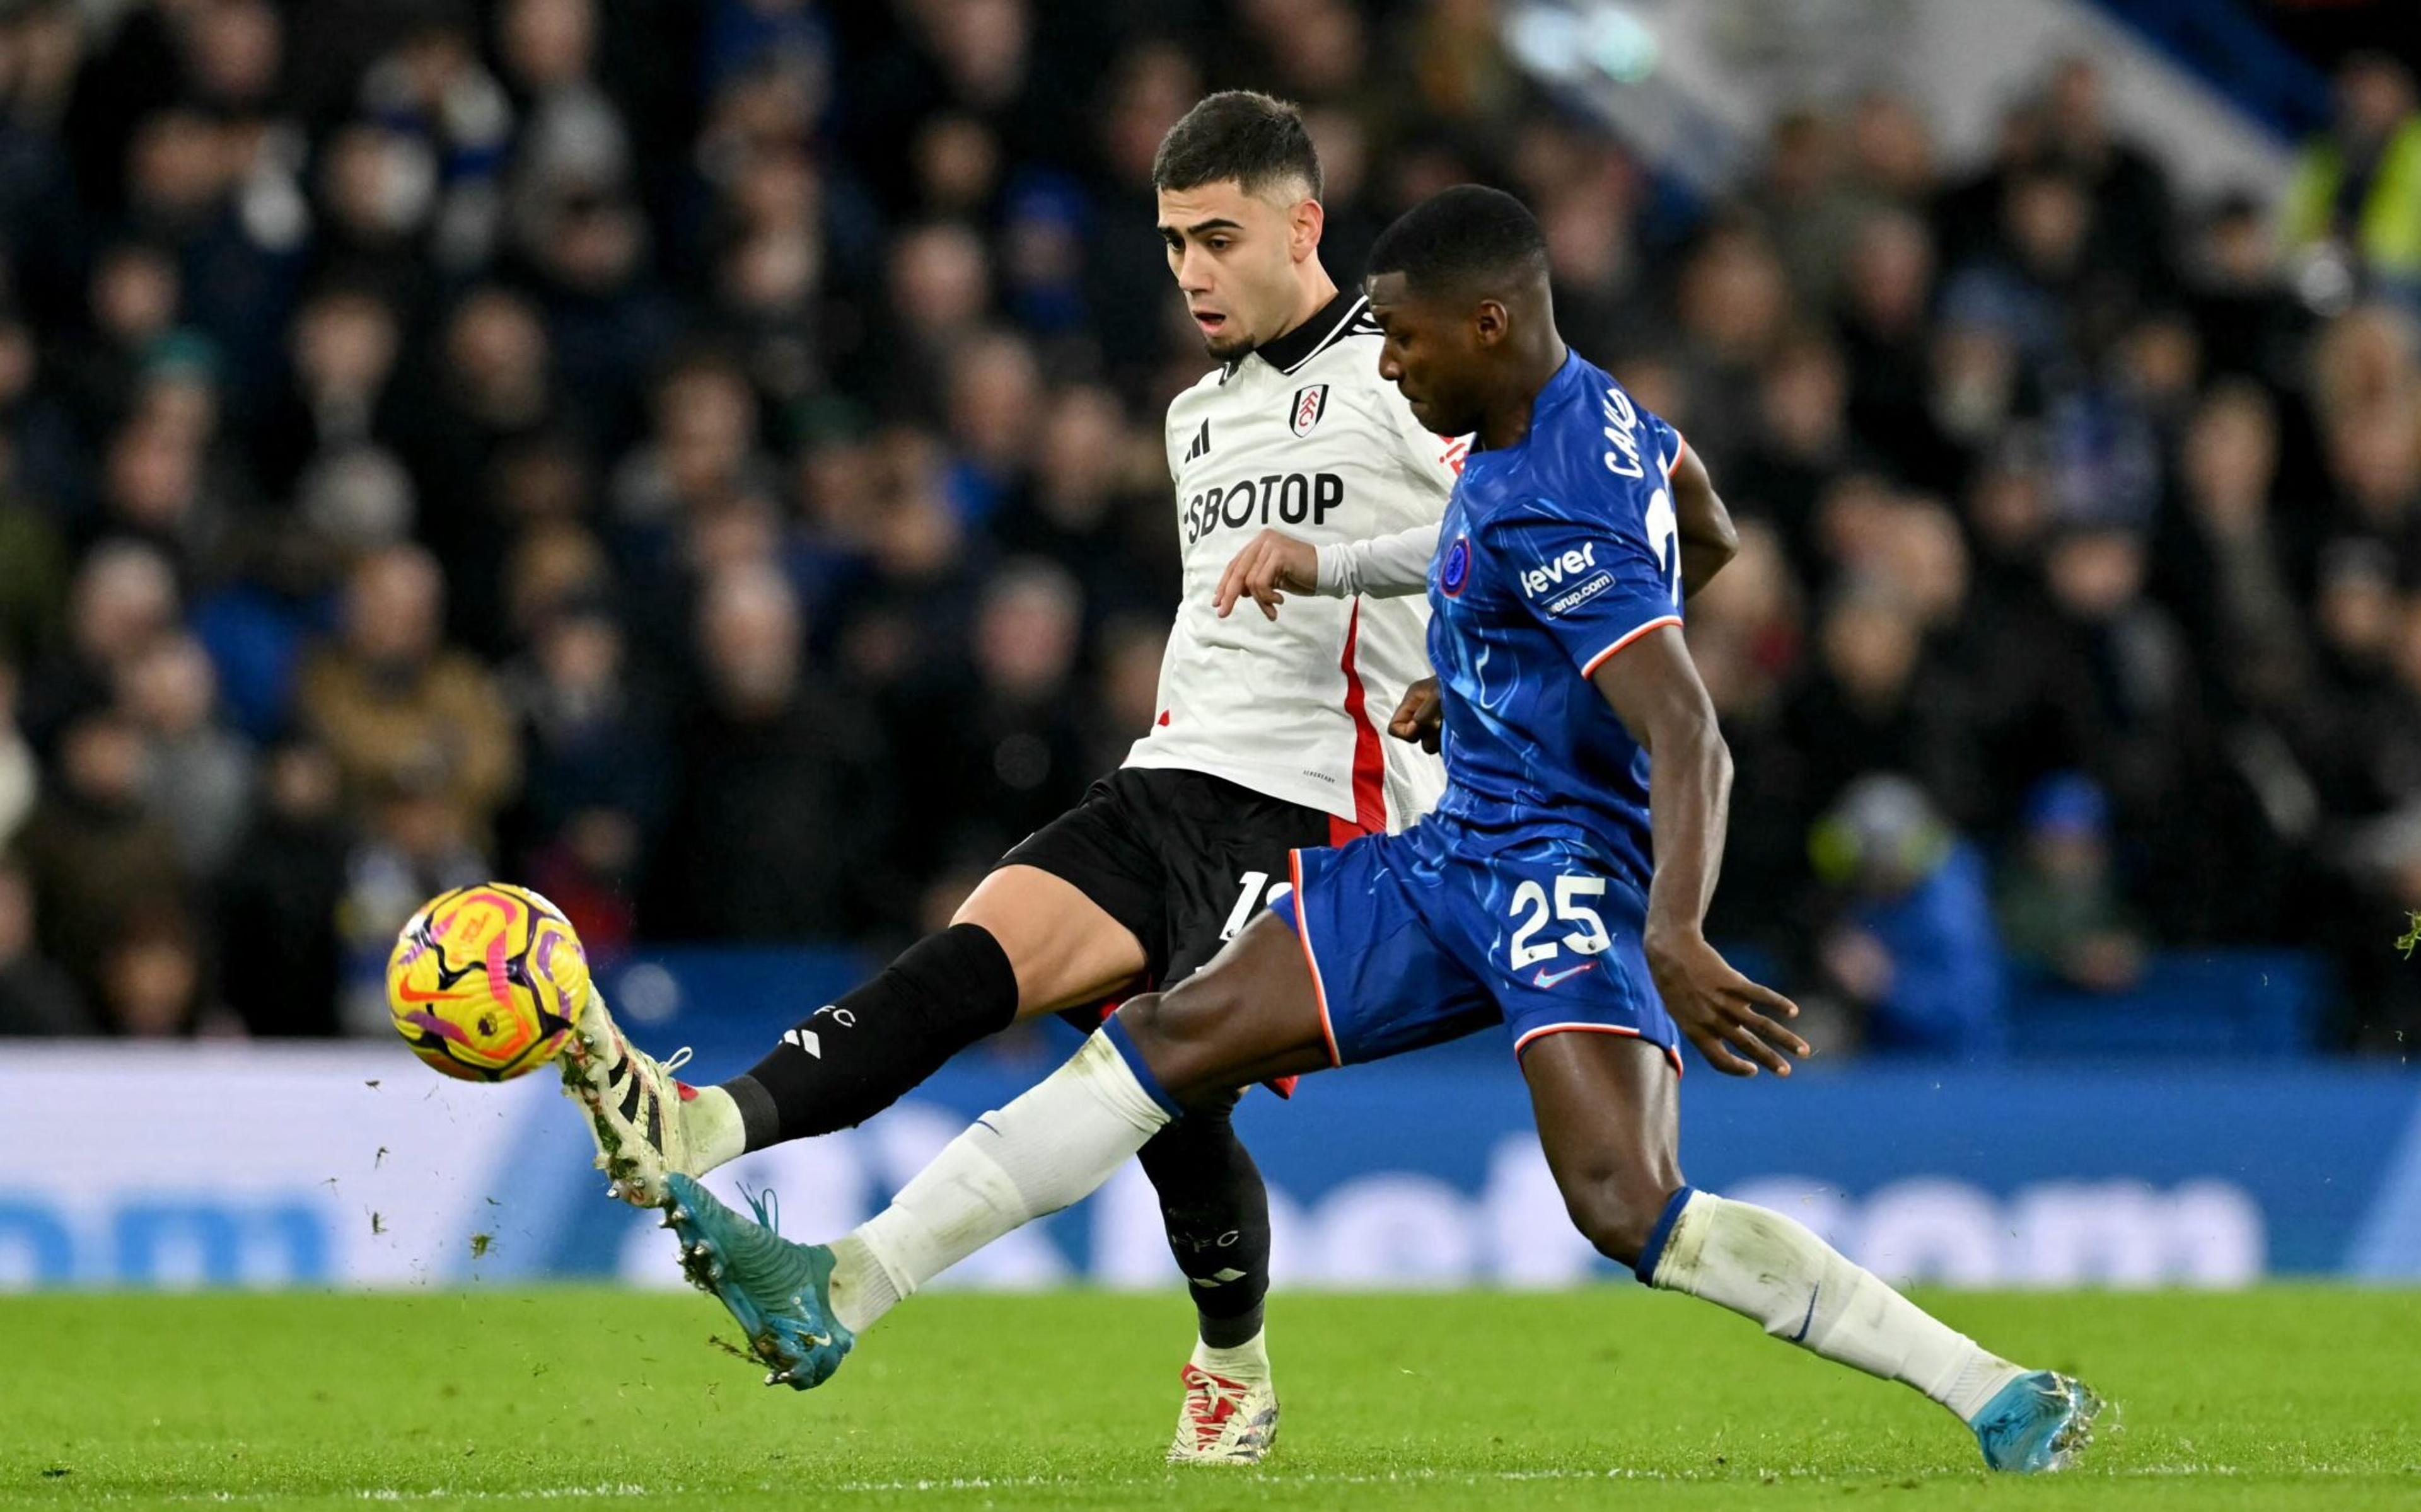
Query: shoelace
xmin=737 ymin=1182 xmax=780 ymax=1233
xmin=661 ymin=1047 xmax=694 ymax=1075
xmin=1183 ymin=1367 xmax=1245 ymax=1441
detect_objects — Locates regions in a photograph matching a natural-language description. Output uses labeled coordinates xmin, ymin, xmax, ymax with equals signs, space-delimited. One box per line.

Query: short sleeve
xmin=1480 ymin=493 xmax=1683 ymax=678
xmin=1652 ymin=417 xmax=1687 ymax=480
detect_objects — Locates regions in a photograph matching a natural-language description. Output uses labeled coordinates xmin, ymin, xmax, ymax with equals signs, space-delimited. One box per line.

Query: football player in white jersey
xmin=554 ymin=91 xmax=1455 ymax=1463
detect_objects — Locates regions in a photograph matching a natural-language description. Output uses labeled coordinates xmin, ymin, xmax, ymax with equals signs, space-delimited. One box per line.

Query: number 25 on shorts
xmin=1507 ymin=874 xmax=1613 ymax=969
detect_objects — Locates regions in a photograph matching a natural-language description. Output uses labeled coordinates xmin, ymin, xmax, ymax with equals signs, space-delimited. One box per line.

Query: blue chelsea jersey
xmin=1424 ymin=352 xmax=1687 ymax=898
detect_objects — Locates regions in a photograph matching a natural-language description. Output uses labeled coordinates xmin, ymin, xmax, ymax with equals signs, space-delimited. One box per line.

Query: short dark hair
xmin=1367 ymin=185 xmax=1548 ymax=297
xmin=1152 ymin=90 xmax=1321 ymax=201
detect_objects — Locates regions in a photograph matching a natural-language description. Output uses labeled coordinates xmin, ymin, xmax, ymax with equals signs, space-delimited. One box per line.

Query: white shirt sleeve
xmin=1315 ymin=523 xmax=1442 ymax=597
xmin=1309 ymin=383 xmax=1463 ymax=597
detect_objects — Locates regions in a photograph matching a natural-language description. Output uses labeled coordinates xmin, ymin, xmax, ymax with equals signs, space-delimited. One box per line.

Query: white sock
xmin=1646 ymin=1191 xmax=2028 ymax=1423
xmin=1192 ymin=1329 xmax=1270 ymax=1385
xmin=827 ymin=1232 xmax=898 ymax=1334
xmin=681 ymin=1086 xmax=747 ymax=1174
xmin=843 ymin=1032 xmax=1171 ymax=1330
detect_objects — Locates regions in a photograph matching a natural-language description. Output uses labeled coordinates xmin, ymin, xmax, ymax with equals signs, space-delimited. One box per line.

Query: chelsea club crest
xmin=1439 ymin=534 xmax=1471 ymax=597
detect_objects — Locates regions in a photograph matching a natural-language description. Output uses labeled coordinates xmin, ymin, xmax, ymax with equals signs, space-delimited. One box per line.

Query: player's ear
xmin=1472 ymin=297 xmax=1509 ymax=348
xmin=1290 ymin=196 xmax=1325 ymax=263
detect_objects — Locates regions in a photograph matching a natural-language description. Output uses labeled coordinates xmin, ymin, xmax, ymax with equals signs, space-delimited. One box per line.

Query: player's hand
xmin=1642 ymin=928 xmax=1808 ymax=1078
xmin=1216 ymin=529 xmax=1320 ymax=620
xmin=1388 ymin=676 xmax=1442 ymax=753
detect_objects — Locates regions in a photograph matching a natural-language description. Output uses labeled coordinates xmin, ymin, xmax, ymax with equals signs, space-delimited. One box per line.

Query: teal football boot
xmin=1970 ymin=1370 xmax=2105 ymax=1472
xmin=661 ymin=1173 xmax=854 ymax=1389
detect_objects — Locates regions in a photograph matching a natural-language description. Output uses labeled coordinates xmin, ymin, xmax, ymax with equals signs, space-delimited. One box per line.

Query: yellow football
xmin=387 ymin=883 xmax=588 ymax=1082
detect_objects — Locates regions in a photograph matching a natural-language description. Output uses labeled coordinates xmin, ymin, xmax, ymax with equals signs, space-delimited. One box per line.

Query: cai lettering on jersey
xmin=1127 ymin=291 xmax=1460 ymax=832
xmin=1422 ymin=351 xmax=1688 ymax=897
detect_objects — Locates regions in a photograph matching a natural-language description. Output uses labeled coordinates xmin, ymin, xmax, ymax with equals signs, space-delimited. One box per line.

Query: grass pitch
xmin=3 ymin=1287 xmax=2414 ymax=1509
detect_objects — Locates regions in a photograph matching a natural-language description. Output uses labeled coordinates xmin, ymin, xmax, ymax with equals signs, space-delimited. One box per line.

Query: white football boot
xmin=1166 ymin=1363 xmax=1280 ymax=1465
xmin=558 ymin=986 xmax=705 ymax=1206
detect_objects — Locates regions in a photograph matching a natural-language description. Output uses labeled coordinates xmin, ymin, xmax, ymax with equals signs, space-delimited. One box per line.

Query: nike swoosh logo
xmin=1531 ymin=962 xmax=1598 ymax=988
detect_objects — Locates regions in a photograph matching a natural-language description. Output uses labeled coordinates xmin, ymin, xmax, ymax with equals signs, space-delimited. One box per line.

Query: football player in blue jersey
xmin=659 ymin=185 xmax=2103 ymax=1474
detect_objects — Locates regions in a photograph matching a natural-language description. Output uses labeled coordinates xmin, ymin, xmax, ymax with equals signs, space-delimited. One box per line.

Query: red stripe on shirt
xmin=1338 ymin=599 xmax=1389 ymax=834
xmin=1581 ymin=615 xmax=1683 ymax=678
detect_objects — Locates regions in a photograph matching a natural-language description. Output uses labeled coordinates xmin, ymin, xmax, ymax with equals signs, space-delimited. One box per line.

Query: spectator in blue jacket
xmin=1813 ymin=773 xmax=2010 ymax=1058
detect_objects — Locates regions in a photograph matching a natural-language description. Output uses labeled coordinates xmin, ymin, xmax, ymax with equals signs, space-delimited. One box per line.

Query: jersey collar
xmin=1236 ymin=288 xmax=1367 ymax=378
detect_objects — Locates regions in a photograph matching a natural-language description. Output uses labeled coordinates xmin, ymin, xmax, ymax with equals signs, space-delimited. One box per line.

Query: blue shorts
xmin=1277 ymin=821 xmax=1683 ymax=1072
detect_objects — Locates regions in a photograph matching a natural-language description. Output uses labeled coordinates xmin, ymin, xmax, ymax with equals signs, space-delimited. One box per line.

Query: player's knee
xmin=1560 ymin=1168 xmax=1679 ymax=1268
xmin=1115 ymin=981 xmax=1237 ymax=1102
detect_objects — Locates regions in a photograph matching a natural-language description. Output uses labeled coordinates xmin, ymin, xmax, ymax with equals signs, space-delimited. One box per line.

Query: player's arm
xmin=1668 ymin=444 xmax=1736 ymax=599
xmin=1215 ymin=522 xmax=1438 ymax=619
xmin=1590 ymin=627 xmax=1808 ymax=1077
xmin=1216 ymin=390 xmax=1463 ymax=618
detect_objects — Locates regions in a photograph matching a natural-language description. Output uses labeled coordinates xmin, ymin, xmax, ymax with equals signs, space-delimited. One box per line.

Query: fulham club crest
xmin=1289 ymin=383 xmax=1329 ymax=437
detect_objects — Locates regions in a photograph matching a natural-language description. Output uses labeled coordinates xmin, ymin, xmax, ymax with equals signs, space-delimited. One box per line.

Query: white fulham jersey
xmin=1124 ymin=290 xmax=1463 ymax=833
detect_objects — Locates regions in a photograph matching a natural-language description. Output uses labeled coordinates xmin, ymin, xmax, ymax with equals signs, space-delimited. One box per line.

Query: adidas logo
xmin=1183 ymin=418 xmax=1211 ymax=462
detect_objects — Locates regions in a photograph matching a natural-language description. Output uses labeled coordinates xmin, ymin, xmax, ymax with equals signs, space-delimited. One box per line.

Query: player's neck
xmin=1264 ymin=263 xmax=1340 ymax=347
xmin=1475 ymin=332 xmax=1570 ymax=452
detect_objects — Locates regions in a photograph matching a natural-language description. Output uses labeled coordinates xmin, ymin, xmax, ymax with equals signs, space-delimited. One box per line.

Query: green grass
xmin=3 ymin=1288 xmax=2415 ymax=1509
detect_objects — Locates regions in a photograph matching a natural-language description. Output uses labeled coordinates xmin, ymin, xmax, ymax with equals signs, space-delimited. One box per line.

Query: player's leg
xmin=1522 ymin=1030 xmax=2103 ymax=1472
xmin=724 ymin=863 xmax=1150 ymax=1143
xmin=830 ymin=908 xmax=1331 ymax=1327
xmin=564 ymin=795 xmax=1157 ymax=1203
xmin=1132 ymin=1090 xmax=1280 ymax=1463
xmin=1133 ymin=788 xmax=1327 ymax=1463
xmin=1134 ymin=1091 xmax=1268 ymax=1348
xmin=661 ymin=906 xmax=1330 ymax=1388
xmin=663 ymin=829 xmax=1494 ymax=1390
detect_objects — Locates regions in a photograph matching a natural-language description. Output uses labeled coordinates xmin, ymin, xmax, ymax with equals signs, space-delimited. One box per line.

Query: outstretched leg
xmin=726 ymin=867 xmax=1151 ymax=1143
xmin=661 ymin=911 xmax=1328 ymax=1388
xmin=1521 ymin=1030 xmax=2102 ymax=1473
xmin=830 ymin=910 xmax=1330 ymax=1333
xmin=564 ymin=865 xmax=1149 ymax=1201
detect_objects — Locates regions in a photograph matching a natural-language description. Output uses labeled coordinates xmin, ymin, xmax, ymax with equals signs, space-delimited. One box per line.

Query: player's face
xmin=1158 ymin=179 xmax=1315 ymax=360
xmin=1367 ymin=272 xmax=1485 ymax=436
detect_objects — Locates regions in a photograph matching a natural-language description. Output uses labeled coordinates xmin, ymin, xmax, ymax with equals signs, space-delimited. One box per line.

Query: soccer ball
xmin=388 ymin=883 xmax=589 ymax=1082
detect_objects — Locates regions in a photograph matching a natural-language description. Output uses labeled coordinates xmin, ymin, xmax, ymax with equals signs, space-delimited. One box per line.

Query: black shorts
xmin=998 ymin=766 xmax=1356 ymax=992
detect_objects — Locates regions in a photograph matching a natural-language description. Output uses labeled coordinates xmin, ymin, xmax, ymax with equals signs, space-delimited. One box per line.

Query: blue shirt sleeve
xmin=1479 ymin=486 xmax=1685 ymax=677
xmin=1649 ymin=415 xmax=1687 ymax=480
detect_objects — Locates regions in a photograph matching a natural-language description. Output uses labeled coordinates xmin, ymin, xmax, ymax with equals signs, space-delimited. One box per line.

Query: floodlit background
xmin=2 ymin=0 xmax=2418 ymax=1293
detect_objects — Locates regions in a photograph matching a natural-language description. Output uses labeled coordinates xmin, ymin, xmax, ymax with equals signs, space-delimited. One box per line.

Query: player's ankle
xmin=827 ymin=1232 xmax=905 ymax=1334
xmin=1192 ymin=1329 xmax=1270 ymax=1383
xmin=1943 ymin=1353 xmax=2031 ymax=1424
xmin=681 ymin=1084 xmax=748 ymax=1174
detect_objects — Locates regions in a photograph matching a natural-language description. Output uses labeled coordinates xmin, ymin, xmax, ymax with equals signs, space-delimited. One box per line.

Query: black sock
xmin=721 ymin=922 xmax=1019 ymax=1148
xmin=1135 ymin=1093 xmax=1270 ymax=1349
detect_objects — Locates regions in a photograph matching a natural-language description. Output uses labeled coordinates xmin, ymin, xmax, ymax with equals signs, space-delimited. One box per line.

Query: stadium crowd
xmin=0 ymin=0 xmax=2417 ymax=1054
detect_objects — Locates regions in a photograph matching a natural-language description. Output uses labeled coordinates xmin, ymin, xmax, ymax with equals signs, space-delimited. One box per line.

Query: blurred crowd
xmin=1 ymin=0 xmax=2418 ymax=1054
